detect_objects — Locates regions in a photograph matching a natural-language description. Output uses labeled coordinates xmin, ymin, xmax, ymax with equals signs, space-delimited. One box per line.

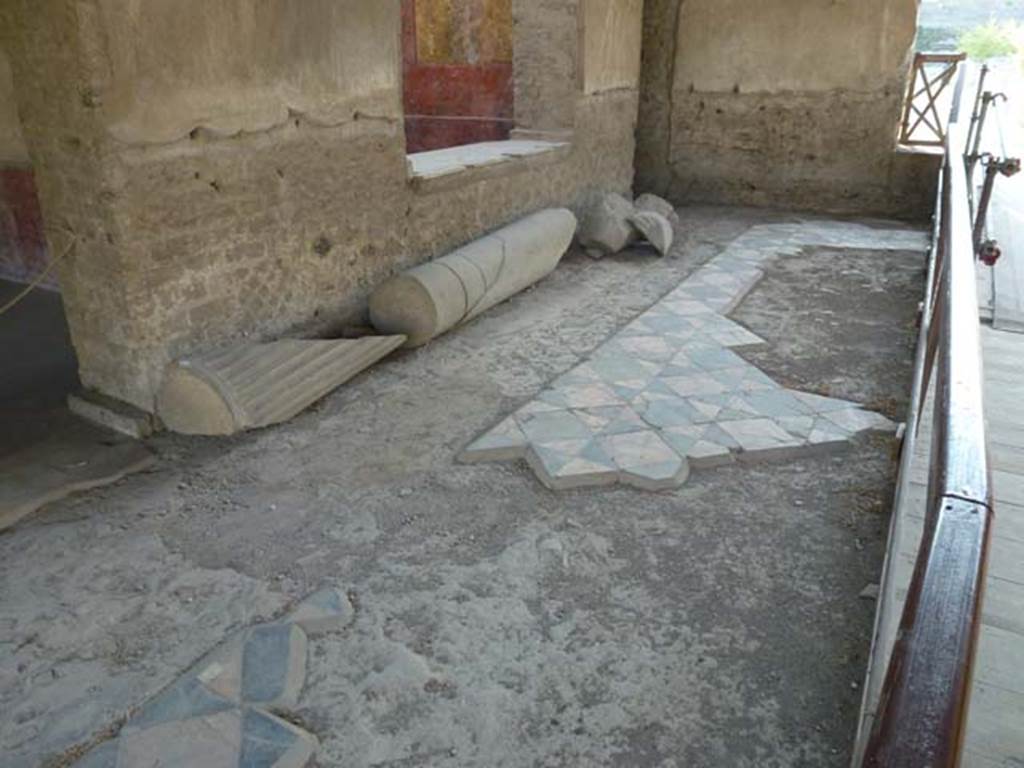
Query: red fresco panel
xmin=401 ymin=0 xmax=515 ymax=153
xmin=0 ymin=166 xmax=51 ymax=288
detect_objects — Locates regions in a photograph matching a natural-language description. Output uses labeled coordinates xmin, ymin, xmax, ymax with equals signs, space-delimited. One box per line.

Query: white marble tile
xmin=462 ymin=219 xmax=918 ymax=490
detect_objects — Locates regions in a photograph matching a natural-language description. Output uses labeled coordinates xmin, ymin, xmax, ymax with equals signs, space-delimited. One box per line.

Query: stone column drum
xmin=369 ymin=208 xmax=578 ymax=346
xmin=156 ymin=336 xmax=406 ymax=435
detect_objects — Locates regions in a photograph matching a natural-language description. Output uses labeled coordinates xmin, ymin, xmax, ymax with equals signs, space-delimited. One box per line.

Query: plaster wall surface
xmin=95 ymin=0 xmax=402 ymax=145
xmin=512 ymin=0 xmax=579 ymax=130
xmin=582 ymin=0 xmax=644 ymax=95
xmin=636 ymin=0 xmax=936 ymax=218
xmin=2 ymin=0 xmax=640 ymax=412
xmin=675 ymin=0 xmax=917 ymax=93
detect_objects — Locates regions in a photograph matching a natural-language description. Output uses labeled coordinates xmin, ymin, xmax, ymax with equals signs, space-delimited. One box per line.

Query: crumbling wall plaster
xmin=637 ymin=0 xmax=935 ymax=218
xmin=634 ymin=0 xmax=679 ymax=196
xmin=582 ymin=0 xmax=644 ymax=95
xmin=95 ymin=0 xmax=402 ymax=145
xmin=512 ymin=0 xmax=578 ymax=130
xmin=3 ymin=0 xmax=640 ymax=411
xmin=0 ymin=48 xmax=28 ymax=164
xmin=675 ymin=0 xmax=918 ymax=94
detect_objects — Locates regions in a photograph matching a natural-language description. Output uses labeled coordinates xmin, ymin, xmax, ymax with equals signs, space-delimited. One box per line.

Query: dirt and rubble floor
xmin=0 ymin=206 xmax=926 ymax=768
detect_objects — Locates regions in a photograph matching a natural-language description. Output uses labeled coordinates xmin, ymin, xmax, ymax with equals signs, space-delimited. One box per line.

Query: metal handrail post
xmin=965 ymin=64 xmax=989 ymax=163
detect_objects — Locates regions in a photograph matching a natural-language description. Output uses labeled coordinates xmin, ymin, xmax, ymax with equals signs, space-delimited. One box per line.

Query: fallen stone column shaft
xmin=369 ymin=208 xmax=578 ymax=346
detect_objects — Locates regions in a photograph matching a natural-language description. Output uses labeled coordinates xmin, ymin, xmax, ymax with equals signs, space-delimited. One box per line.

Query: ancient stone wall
xmin=1 ymin=0 xmax=641 ymax=411
xmin=637 ymin=0 xmax=937 ymax=218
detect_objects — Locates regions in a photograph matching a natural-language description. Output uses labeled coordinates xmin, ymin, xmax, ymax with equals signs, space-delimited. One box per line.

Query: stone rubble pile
xmin=578 ymin=192 xmax=677 ymax=258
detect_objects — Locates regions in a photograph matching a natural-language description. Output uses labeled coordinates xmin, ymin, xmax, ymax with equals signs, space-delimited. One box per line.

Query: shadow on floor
xmin=0 ymin=279 xmax=153 ymax=531
xmin=0 ymin=278 xmax=80 ymax=455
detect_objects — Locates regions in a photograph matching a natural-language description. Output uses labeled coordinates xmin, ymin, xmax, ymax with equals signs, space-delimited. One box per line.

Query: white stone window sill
xmin=407 ymin=138 xmax=571 ymax=191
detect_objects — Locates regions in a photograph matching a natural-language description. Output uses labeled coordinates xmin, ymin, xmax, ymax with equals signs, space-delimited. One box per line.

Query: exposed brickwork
xmin=665 ymin=91 xmax=939 ymax=219
xmin=635 ymin=0 xmax=938 ymax=218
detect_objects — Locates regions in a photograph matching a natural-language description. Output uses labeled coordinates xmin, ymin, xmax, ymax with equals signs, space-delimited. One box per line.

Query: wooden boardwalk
xmin=963 ymin=327 xmax=1024 ymax=767
xmin=857 ymin=325 xmax=1024 ymax=765
xmin=990 ymin=181 xmax=1024 ymax=332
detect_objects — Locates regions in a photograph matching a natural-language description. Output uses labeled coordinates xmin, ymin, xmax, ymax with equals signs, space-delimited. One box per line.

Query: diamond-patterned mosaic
xmin=462 ymin=221 xmax=927 ymax=490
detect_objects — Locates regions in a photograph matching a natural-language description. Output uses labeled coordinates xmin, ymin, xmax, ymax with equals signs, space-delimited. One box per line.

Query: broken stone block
xmin=68 ymin=389 xmax=156 ymax=438
xmin=156 ymin=336 xmax=405 ymax=435
xmin=369 ymin=208 xmax=577 ymax=347
xmin=287 ymin=588 xmax=355 ymax=636
xmin=634 ymin=193 xmax=680 ymax=229
xmin=577 ymin=192 xmax=636 ymax=255
xmin=628 ymin=210 xmax=674 ymax=256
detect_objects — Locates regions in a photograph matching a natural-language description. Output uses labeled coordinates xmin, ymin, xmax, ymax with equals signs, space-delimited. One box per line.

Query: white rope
xmin=0 ymin=235 xmax=76 ymax=317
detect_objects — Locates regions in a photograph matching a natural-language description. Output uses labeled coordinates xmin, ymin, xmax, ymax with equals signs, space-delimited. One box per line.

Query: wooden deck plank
xmin=985 ymin=424 xmax=1024 ymax=446
xmin=988 ymin=499 xmax=1024 ymax=545
xmin=974 ymin=624 xmax=1024 ymax=695
xmin=961 ymin=748 xmax=1008 ymax=768
xmin=988 ymin=535 xmax=1024 ymax=586
xmin=981 ymin=576 xmax=1024 ymax=637
xmin=858 ymin=326 xmax=1024 ymax=764
xmin=969 ymin=328 xmax=1024 ymax=763
xmin=963 ymin=682 xmax=1024 ymax=765
xmin=993 ymin=468 xmax=1024 ymax=506
xmin=989 ymin=441 xmax=1024 ymax=476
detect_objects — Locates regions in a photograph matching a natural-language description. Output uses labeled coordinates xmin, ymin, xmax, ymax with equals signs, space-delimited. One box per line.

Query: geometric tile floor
xmin=462 ymin=220 xmax=930 ymax=490
xmin=74 ymin=588 xmax=353 ymax=768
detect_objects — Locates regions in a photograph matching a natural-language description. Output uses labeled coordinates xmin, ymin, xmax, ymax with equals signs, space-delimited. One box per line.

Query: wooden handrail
xmin=860 ymin=68 xmax=995 ymax=767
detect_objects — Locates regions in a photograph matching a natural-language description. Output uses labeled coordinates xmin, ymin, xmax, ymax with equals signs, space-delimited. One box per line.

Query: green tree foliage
xmin=959 ymin=20 xmax=1019 ymax=60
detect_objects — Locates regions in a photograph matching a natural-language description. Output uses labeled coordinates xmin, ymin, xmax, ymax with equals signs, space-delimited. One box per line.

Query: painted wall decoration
xmin=0 ymin=167 xmax=48 ymax=287
xmin=402 ymin=0 xmax=514 ymax=153
xmin=0 ymin=48 xmax=49 ymax=288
